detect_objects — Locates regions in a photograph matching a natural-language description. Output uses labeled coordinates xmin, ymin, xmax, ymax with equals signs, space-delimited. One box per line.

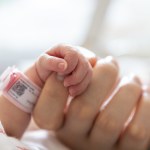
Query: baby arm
xmin=26 ymin=43 xmax=93 ymax=96
xmin=0 ymin=43 xmax=93 ymax=138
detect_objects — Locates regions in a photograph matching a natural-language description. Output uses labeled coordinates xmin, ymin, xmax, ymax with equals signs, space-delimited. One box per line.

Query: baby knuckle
xmin=38 ymin=54 xmax=46 ymax=66
xmin=58 ymin=42 xmax=78 ymax=54
xmin=79 ymin=60 xmax=90 ymax=73
xmin=48 ymin=57 xmax=56 ymax=69
xmin=58 ymin=41 xmax=70 ymax=47
xmin=66 ymin=49 xmax=78 ymax=61
xmin=69 ymin=48 xmax=78 ymax=56
xmin=72 ymin=72 xmax=83 ymax=83
xmin=84 ymin=60 xmax=90 ymax=69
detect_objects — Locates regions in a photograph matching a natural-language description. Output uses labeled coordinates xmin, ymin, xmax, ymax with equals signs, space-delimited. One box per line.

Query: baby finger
xmin=64 ymin=54 xmax=91 ymax=87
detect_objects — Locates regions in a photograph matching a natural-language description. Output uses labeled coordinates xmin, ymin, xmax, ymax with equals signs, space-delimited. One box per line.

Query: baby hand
xmin=35 ymin=43 xmax=93 ymax=96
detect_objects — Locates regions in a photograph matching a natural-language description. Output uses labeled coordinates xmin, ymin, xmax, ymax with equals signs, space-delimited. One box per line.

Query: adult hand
xmin=33 ymin=45 xmax=150 ymax=150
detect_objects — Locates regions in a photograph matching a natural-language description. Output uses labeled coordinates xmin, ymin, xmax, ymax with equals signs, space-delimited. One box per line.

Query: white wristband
xmin=0 ymin=66 xmax=42 ymax=113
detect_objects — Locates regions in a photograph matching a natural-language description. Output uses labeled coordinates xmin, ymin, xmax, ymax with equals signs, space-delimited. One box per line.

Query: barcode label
xmin=12 ymin=81 xmax=27 ymax=96
xmin=7 ymin=77 xmax=41 ymax=111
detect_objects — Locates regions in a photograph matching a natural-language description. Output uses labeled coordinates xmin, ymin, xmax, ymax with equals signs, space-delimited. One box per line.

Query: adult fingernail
xmin=142 ymin=85 xmax=150 ymax=97
xmin=57 ymin=73 xmax=66 ymax=81
xmin=58 ymin=63 xmax=67 ymax=70
xmin=129 ymin=73 xmax=141 ymax=85
xmin=105 ymin=56 xmax=119 ymax=69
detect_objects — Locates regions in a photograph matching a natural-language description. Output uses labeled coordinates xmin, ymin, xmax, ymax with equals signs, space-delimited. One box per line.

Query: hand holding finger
xmin=33 ymin=45 xmax=97 ymax=131
xmin=64 ymin=53 xmax=93 ymax=96
xmin=45 ymin=43 xmax=96 ymax=96
xmin=46 ymin=42 xmax=79 ymax=75
xmin=36 ymin=53 xmax=68 ymax=82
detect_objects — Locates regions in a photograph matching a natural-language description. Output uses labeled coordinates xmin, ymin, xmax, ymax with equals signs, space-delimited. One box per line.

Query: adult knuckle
xmin=99 ymin=63 xmax=118 ymax=81
xmin=33 ymin=111 xmax=61 ymax=130
xmin=70 ymin=101 xmax=94 ymax=120
xmin=33 ymin=112 xmax=46 ymax=129
xmin=48 ymin=118 xmax=62 ymax=130
xmin=129 ymin=123 xmax=147 ymax=140
xmin=97 ymin=113 xmax=119 ymax=133
xmin=119 ymin=82 xmax=141 ymax=97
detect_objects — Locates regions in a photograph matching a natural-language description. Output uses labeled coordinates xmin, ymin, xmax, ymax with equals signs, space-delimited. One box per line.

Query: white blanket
xmin=0 ymin=121 xmax=69 ymax=150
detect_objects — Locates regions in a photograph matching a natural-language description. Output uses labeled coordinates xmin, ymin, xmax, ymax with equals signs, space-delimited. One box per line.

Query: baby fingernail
xmin=64 ymin=83 xmax=71 ymax=87
xmin=58 ymin=63 xmax=67 ymax=70
xmin=70 ymin=90 xmax=77 ymax=96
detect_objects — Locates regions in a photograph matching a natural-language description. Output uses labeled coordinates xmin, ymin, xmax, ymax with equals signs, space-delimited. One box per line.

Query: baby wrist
xmin=0 ymin=66 xmax=42 ymax=113
xmin=24 ymin=63 xmax=45 ymax=88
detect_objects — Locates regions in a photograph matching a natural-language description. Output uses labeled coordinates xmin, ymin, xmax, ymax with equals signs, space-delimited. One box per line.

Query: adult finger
xmin=117 ymin=86 xmax=150 ymax=150
xmin=33 ymin=72 xmax=69 ymax=130
xmin=33 ymin=47 xmax=97 ymax=131
xmin=56 ymin=56 xmax=119 ymax=148
xmin=89 ymin=74 xmax=142 ymax=150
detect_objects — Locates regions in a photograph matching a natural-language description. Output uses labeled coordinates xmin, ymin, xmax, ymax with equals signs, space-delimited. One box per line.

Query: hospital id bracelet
xmin=0 ymin=66 xmax=42 ymax=113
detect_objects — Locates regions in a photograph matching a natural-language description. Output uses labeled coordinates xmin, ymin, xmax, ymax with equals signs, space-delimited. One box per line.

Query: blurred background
xmin=0 ymin=0 xmax=150 ymax=84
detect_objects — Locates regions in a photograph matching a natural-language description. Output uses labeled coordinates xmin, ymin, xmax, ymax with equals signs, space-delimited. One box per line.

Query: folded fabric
xmin=0 ymin=121 xmax=38 ymax=150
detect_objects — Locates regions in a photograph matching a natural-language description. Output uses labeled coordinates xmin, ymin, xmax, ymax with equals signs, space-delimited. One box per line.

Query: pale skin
xmin=33 ymin=44 xmax=150 ymax=150
xmin=0 ymin=43 xmax=93 ymax=138
xmin=0 ymin=43 xmax=150 ymax=150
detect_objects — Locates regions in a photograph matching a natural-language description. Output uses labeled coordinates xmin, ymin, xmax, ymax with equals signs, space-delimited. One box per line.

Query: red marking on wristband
xmin=16 ymin=146 xmax=29 ymax=150
xmin=0 ymin=128 xmax=6 ymax=135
